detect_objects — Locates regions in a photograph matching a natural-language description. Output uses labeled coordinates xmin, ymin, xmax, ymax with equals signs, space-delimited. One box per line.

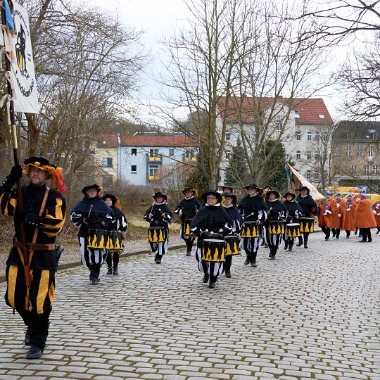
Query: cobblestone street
xmin=0 ymin=233 xmax=379 ymax=379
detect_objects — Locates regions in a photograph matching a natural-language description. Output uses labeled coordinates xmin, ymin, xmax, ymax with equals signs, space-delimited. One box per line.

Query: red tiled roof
xmin=122 ymin=134 xmax=200 ymax=147
xmin=218 ymin=96 xmax=333 ymax=126
xmin=97 ymin=133 xmax=119 ymax=148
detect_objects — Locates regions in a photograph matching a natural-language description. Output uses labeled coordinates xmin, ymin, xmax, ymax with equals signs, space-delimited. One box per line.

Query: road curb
xmin=0 ymin=244 xmax=187 ymax=283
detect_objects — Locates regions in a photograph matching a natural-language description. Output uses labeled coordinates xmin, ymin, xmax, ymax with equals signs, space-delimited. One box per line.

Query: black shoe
xmin=186 ymin=249 xmax=191 ymax=256
xmin=113 ymin=268 xmax=118 ymax=275
xmin=202 ymin=274 xmax=209 ymax=283
xmin=155 ymin=255 xmax=162 ymax=264
xmin=359 ymin=239 xmax=367 ymax=243
xmin=25 ymin=328 xmax=31 ymax=345
xmin=244 ymin=257 xmax=250 ymax=265
xmin=91 ymin=278 xmax=99 ymax=285
xmin=304 ymin=244 xmax=308 ymax=249
xmin=296 ymin=237 xmax=303 ymax=247
xmin=106 ymin=268 xmax=112 ymax=275
xmin=209 ymin=281 xmax=216 ymax=288
xmin=26 ymin=345 xmax=43 ymax=359
xmin=251 ymin=261 xmax=257 ymax=267
xmin=368 ymin=238 xmax=372 ymax=242
xmin=225 ymin=271 xmax=231 ymax=278
xmin=288 ymin=247 xmax=292 ymax=252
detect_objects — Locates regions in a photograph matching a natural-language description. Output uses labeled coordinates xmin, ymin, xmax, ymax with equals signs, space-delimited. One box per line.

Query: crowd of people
xmin=0 ymin=157 xmax=379 ymax=359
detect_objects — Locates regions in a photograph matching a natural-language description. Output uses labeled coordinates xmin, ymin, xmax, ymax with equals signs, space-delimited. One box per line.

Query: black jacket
xmin=238 ymin=194 xmax=267 ymax=222
xmin=175 ymin=197 xmax=201 ymax=221
xmin=144 ymin=203 xmax=173 ymax=228
xmin=71 ymin=197 xmax=115 ymax=238
xmin=283 ymin=200 xmax=303 ymax=223
xmin=295 ymin=194 xmax=317 ymax=217
xmin=223 ymin=205 xmax=243 ymax=233
xmin=265 ymin=200 xmax=287 ymax=221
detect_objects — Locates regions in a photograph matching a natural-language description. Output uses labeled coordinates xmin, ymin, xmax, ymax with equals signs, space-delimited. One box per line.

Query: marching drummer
xmin=264 ymin=190 xmax=287 ymax=259
xmin=144 ymin=191 xmax=173 ymax=264
xmin=102 ymin=194 xmax=128 ymax=275
xmin=70 ymin=184 xmax=115 ymax=285
xmin=174 ymin=187 xmax=201 ymax=256
xmin=190 ymin=190 xmax=233 ymax=289
xmin=296 ymin=186 xmax=317 ymax=248
xmin=222 ymin=192 xmax=243 ymax=278
xmin=282 ymin=190 xmax=303 ymax=251
xmin=237 ymin=183 xmax=267 ymax=267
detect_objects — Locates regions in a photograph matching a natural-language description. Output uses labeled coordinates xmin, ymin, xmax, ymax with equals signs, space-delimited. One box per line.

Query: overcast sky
xmin=84 ymin=0 xmax=348 ymax=124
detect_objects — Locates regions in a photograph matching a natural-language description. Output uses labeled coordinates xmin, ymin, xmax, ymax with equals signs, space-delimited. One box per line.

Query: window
xmin=351 ymin=165 xmax=356 ymax=174
xmin=357 ymin=146 xmax=363 ymax=157
xmin=335 ymin=146 xmax=340 ymax=156
xmin=365 ymin=165 xmax=370 ymax=175
xmin=275 ymin=120 xmax=283 ymax=131
xmin=346 ymin=146 xmax=352 ymax=157
xmin=169 ymin=148 xmax=175 ymax=156
xmin=296 ymin=131 xmax=301 ymax=140
xmin=102 ymin=157 xmax=113 ymax=168
xmin=150 ymin=148 xmax=159 ymax=157
xmin=313 ymin=171 xmax=319 ymax=181
xmin=368 ymin=146 xmax=373 ymax=157
xmin=315 ymin=132 xmax=320 ymax=142
xmin=373 ymin=165 xmax=378 ymax=174
xmin=186 ymin=149 xmax=194 ymax=158
xmin=225 ymin=150 xmax=231 ymax=159
xmin=306 ymin=170 xmax=312 ymax=180
xmin=149 ymin=165 xmax=159 ymax=176
xmin=296 ymin=151 xmax=301 ymax=160
xmin=306 ymin=151 xmax=312 ymax=160
xmin=319 ymin=114 xmax=325 ymax=119
xmin=131 ymin=165 xmax=137 ymax=173
xmin=131 ymin=148 xmax=137 ymax=156
xmin=307 ymin=132 xmax=312 ymax=141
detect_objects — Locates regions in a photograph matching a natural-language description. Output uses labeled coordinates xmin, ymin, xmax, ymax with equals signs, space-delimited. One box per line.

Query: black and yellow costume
xmin=283 ymin=191 xmax=304 ymax=251
xmin=70 ymin=184 xmax=115 ymax=284
xmin=190 ymin=190 xmax=233 ymax=288
xmin=174 ymin=187 xmax=201 ymax=256
xmin=0 ymin=157 xmax=66 ymax=359
xmin=103 ymin=194 xmax=128 ymax=275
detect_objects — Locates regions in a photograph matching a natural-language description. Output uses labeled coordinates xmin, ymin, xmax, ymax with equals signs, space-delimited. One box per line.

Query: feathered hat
xmin=23 ymin=156 xmax=67 ymax=194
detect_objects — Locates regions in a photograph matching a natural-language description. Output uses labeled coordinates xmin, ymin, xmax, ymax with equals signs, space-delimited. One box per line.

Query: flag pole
xmin=1 ymin=0 xmax=30 ymax=285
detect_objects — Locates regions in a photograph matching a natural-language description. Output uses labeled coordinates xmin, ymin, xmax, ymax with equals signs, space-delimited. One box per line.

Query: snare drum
xmin=183 ymin=218 xmax=196 ymax=237
xmin=201 ymin=239 xmax=226 ymax=262
xmin=298 ymin=217 xmax=315 ymax=233
xmin=148 ymin=227 xmax=167 ymax=243
xmin=87 ymin=229 xmax=108 ymax=249
xmin=224 ymin=235 xmax=241 ymax=255
xmin=286 ymin=223 xmax=301 ymax=237
xmin=267 ymin=220 xmax=286 ymax=235
xmin=106 ymin=230 xmax=124 ymax=250
xmin=241 ymin=221 xmax=260 ymax=238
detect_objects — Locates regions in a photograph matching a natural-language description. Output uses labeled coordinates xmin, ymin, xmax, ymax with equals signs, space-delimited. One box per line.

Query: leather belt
xmin=14 ymin=241 xmax=56 ymax=251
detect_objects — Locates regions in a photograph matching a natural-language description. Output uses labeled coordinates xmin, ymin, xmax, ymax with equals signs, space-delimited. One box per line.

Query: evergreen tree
xmin=225 ymin=139 xmax=248 ymax=186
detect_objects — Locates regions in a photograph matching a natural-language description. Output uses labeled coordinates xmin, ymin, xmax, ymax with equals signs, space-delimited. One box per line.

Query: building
xmin=331 ymin=121 xmax=380 ymax=192
xmin=217 ymin=96 xmax=334 ymax=188
xmin=118 ymin=133 xmax=199 ymax=188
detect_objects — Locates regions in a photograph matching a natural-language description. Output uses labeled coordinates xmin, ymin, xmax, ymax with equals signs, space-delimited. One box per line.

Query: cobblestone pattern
xmin=0 ymin=233 xmax=379 ymax=379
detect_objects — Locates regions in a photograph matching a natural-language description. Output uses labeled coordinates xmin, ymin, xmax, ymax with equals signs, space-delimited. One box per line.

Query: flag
xmin=285 ymin=162 xmax=325 ymax=202
xmin=4 ymin=0 xmax=15 ymax=33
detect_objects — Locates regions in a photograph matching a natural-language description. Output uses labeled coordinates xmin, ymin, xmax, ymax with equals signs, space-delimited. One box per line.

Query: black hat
xmin=244 ymin=183 xmax=259 ymax=190
xmin=221 ymin=185 xmax=233 ymax=193
xmin=82 ymin=184 xmax=102 ymax=195
xmin=182 ymin=187 xmax=196 ymax=195
xmin=102 ymin=193 xmax=118 ymax=205
xmin=201 ymin=190 xmax=222 ymax=203
xmin=222 ymin=192 xmax=237 ymax=205
xmin=266 ymin=190 xmax=280 ymax=200
xmin=299 ymin=186 xmax=310 ymax=194
xmin=153 ymin=191 xmax=168 ymax=201
xmin=284 ymin=191 xmax=296 ymax=200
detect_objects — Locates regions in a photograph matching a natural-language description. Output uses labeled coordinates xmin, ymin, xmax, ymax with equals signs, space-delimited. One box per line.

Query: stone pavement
xmin=0 ymin=232 xmax=379 ymax=379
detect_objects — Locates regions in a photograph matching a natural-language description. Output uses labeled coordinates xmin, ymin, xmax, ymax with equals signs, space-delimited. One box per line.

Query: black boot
xmin=209 ymin=276 xmax=217 ymax=288
xmin=288 ymin=240 xmax=294 ymax=252
xmin=106 ymin=267 xmax=113 ymax=275
xmin=284 ymin=240 xmax=289 ymax=250
xmin=304 ymin=235 xmax=308 ymax=249
xmin=25 ymin=327 xmax=31 ymax=345
xmin=346 ymin=230 xmax=350 ymax=238
xmin=202 ymin=273 xmax=209 ymax=283
xmin=336 ymin=229 xmax=340 ymax=239
xmin=250 ymin=252 xmax=257 ymax=267
xmin=186 ymin=247 xmax=191 ymax=256
xmin=296 ymin=236 xmax=303 ymax=247
xmin=244 ymin=254 xmax=250 ymax=265
xmin=376 ymin=228 xmax=380 ymax=235
xmin=26 ymin=345 xmax=43 ymax=359
xmin=367 ymin=230 xmax=372 ymax=242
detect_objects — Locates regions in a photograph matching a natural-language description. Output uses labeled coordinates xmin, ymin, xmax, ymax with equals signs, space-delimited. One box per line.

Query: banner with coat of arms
xmin=2 ymin=0 xmax=40 ymax=114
